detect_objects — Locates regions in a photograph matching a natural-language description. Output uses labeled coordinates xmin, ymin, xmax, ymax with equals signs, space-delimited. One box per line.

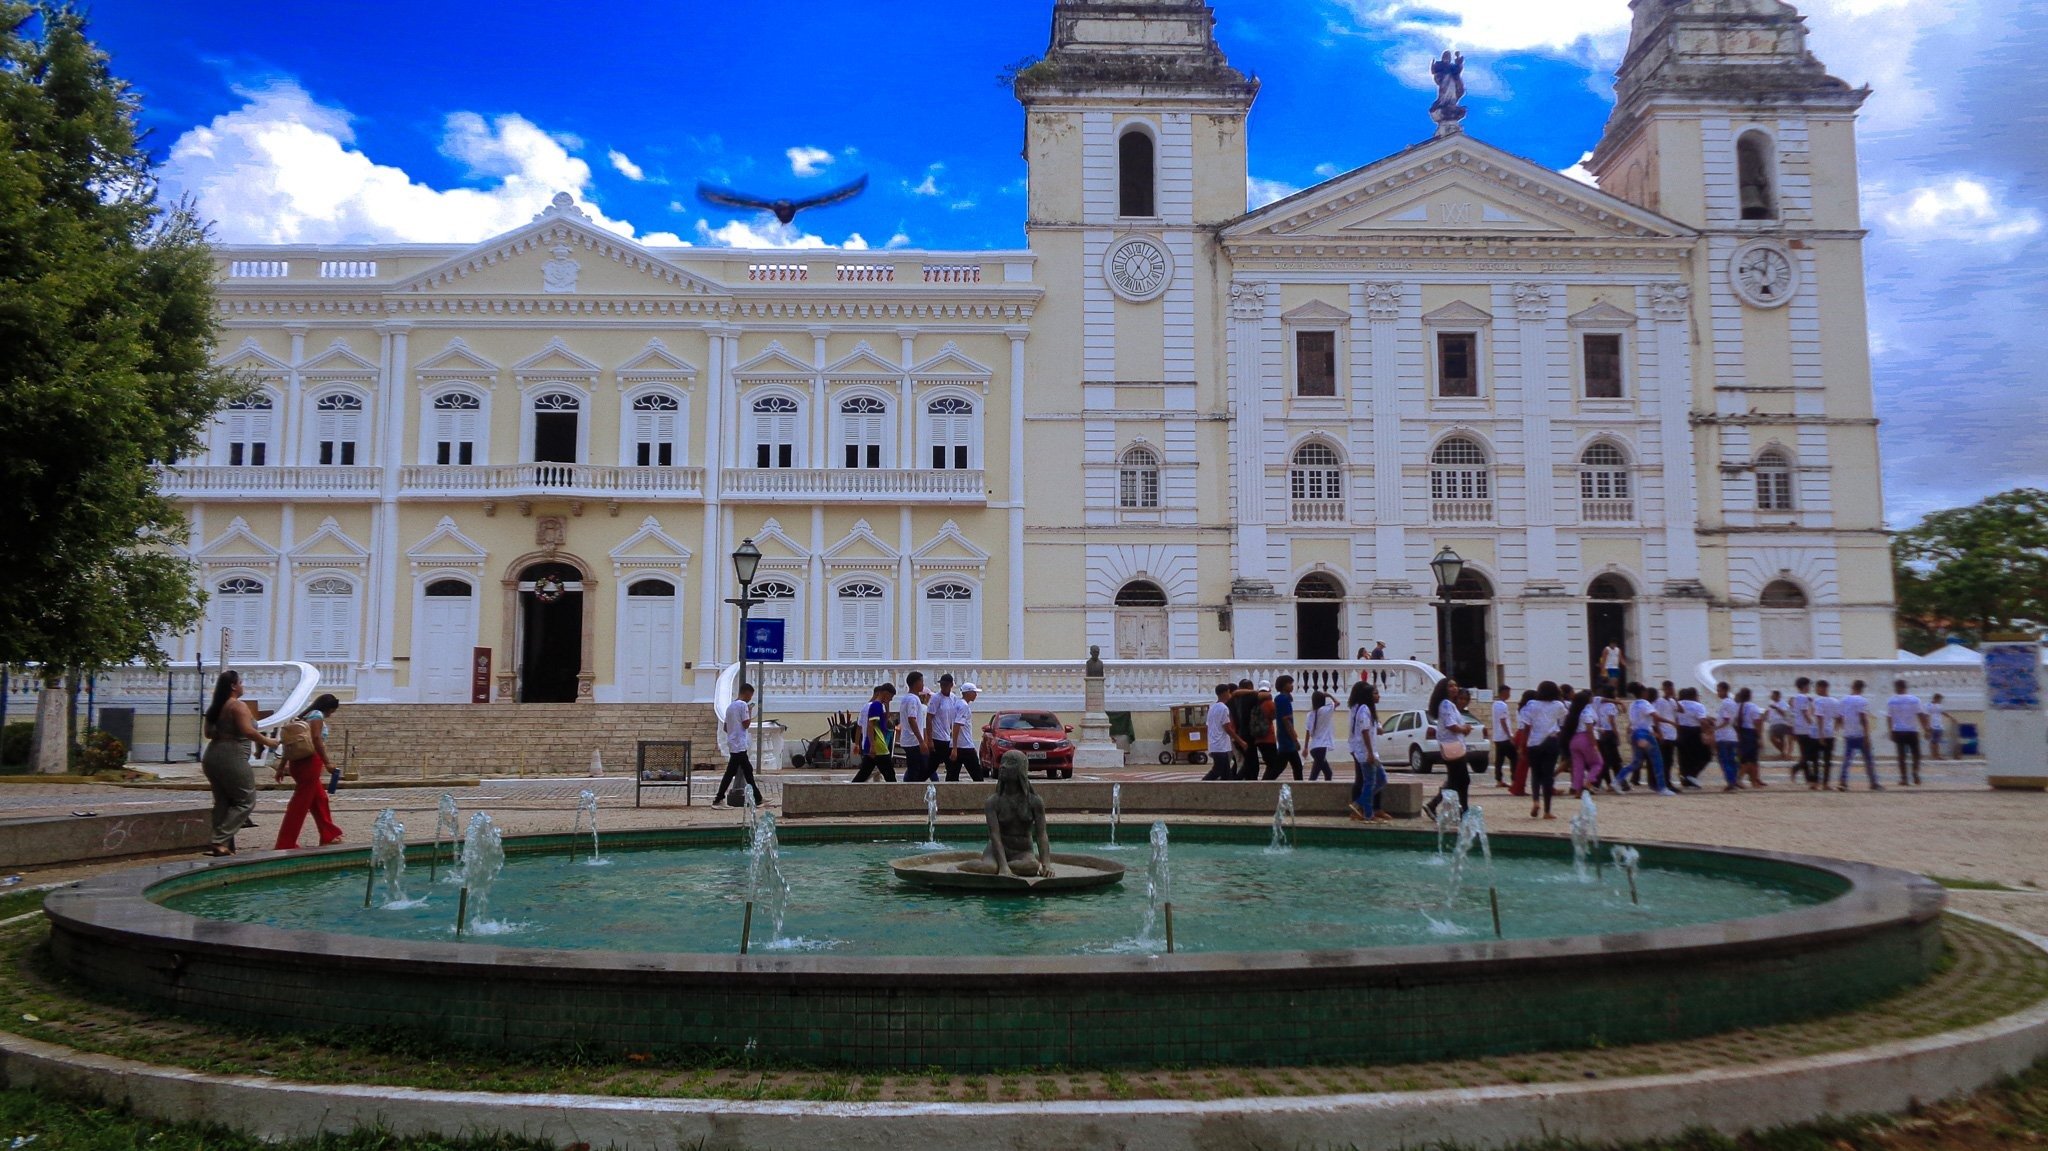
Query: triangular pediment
xmin=413 ymin=338 xmax=499 ymax=379
xmin=748 ymin=518 xmax=810 ymax=570
xmin=823 ymin=519 xmax=897 ymax=566
xmin=290 ymin=517 xmax=370 ymax=564
xmin=215 ymin=338 xmax=289 ymax=374
xmin=618 ymin=339 xmax=698 ymax=381
xmin=1281 ymin=299 xmax=1352 ymax=323
xmin=824 ymin=341 xmax=900 ymax=378
xmin=1226 ymin=134 xmax=1690 ymax=244
xmin=299 ymin=340 xmax=379 ymax=378
xmin=909 ymin=341 xmax=993 ymax=380
xmin=611 ymin=516 xmax=693 ymax=571
xmin=395 ymin=194 xmax=729 ymax=297
xmin=1569 ymin=301 xmax=1640 ymax=327
xmin=513 ymin=338 xmax=602 ymax=382
xmin=734 ymin=341 xmax=814 ymax=378
xmin=912 ymin=520 xmax=989 ymax=570
xmin=196 ymin=516 xmax=278 ymax=561
xmin=1421 ymin=300 xmax=1495 ymax=325
xmin=406 ymin=516 xmax=488 ymax=566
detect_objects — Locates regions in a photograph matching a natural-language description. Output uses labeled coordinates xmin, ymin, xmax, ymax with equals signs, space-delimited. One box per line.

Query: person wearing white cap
xmin=945 ymin=679 xmax=986 ymax=781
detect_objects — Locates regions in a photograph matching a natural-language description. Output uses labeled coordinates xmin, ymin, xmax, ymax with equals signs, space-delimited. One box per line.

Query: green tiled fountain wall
xmin=50 ymin=825 xmax=1938 ymax=1072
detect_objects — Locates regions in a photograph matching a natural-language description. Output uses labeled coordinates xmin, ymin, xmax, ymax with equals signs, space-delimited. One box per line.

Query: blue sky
xmin=79 ymin=0 xmax=2048 ymax=524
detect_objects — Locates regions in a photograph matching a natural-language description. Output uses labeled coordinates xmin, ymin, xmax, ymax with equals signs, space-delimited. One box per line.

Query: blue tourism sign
xmin=1984 ymin=642 xmax=2042 ymax=711
xmin=744 ymin=618 xmax=786 ymax=662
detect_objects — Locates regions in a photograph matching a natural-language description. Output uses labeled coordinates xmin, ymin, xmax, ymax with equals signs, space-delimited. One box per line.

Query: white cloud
xmin=1313 ymin=162 xmax=1344 ymax=180
xmin=1334 ymin=1 xmax=1628 ymax=61
xmin=1248 ymin=175 xmax=1300 ymax=208
xmin=1872 ymin=176 xmax=2043 ymax=246
xmin=785 ymin=146 xmax=834 ymax=177
xmin=161 ymin=80 xmax=668 ymax=245
xmin=692 ymin=216 xmax=872 ymax=250
xmin=1559 ymin=152 xmax=1597 ymax=185
xmin=607 ymin=149 xmax=646 ymax=181
xmin=907 ymin=164 xmax=945 ymax=197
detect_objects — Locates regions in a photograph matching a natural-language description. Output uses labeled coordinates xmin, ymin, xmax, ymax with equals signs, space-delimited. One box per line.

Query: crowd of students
xmin=1200 ymin=669 xmax=1951 ymax=824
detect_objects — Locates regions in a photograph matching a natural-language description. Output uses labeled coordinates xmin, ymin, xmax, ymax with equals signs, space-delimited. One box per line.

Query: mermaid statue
xmin=960 ymin=751 xmax=1056 ymax=879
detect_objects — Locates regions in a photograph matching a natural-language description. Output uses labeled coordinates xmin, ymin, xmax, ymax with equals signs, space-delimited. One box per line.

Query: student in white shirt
xmin=1489 ymin=685 xmax=1517 ymax=787
xmin=1517 ymin=681 xmax=1569 ymax=819
xmin=1346 ymin=680 xmax=1390 ymax=822
xmin=1626 ymin=684 xmax=1675 ymax=794
xmin=1711 ymin=681 xmax=1743 ymax=790
xmin=1886 ymin=679 xmax=1929 ymax=786
xmin=1305 ymin=691 xmax=1337 ymax=781
xmin=945 ymin=681 xmax=986 ymax=782
xmin=1834 ymin=679 xmax=1879 ymax=790
xmin=1734 ymin=687 xmax=1769 ymax=789
xmin=1202 ymin=682 xmax=1240 ymax=782
xmin=1925 ymin=693 xmax=1948 ymax=761
xmin=1600 ymin=644 xmax=1625 ymax=693
xmin=716 ymin=683 xmax=761 ymax=807
xmin=1764 ymin=690 xmax=1793 ymax=761
xmin=1812 ymin=680 xmax=1841 ymax=788
xmin=1654 ymin=683 xmax=1681 ymax=782
xmin=1673 ymin=687 xmax=1710 ymax=788
xmin=1789 ymin=677 xmax=1818 ymax=786
xmin=899 ymin=671 xmax=933 ymax=783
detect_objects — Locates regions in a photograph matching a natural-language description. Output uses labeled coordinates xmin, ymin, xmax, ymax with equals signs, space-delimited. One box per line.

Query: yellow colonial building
xmin=169 ymin=0 xmax=1895 ymax=709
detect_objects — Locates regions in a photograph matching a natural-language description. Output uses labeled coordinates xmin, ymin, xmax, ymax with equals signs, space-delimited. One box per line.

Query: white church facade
xmin=169 ymin=0 xmax=1895 ymax=704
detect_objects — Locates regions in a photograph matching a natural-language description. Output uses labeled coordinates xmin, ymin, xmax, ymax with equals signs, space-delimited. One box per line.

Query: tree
xmin=1893 ymin=489 xmax=2048 ymax=651
xmin=0 ymin=4 xmax=237 ymax=767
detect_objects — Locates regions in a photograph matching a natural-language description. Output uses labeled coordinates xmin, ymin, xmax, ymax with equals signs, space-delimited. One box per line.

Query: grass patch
xmin=0 ymin=889 xmax=48 ymax=922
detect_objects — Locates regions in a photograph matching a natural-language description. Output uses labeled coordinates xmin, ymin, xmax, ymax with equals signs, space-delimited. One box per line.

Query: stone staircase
xmin=328 ymin=704 xmax=720 ymax=780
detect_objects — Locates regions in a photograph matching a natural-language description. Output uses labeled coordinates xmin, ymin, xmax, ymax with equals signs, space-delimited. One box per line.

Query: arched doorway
xmin=1442 ymin=570 xmax=1493 ymax=690
xmin=1758 ymin=580 xmax=1813 ymax=659
xmin=518 ymin=561 xmax=585 ymax=702
xmin=1113 ymin=580 xmax=1168 ymax=659
xmin=1295 ymin=573 xmax=1344 ymax=660
xmin=1587 ymin=574 xmax=1635 ymax=686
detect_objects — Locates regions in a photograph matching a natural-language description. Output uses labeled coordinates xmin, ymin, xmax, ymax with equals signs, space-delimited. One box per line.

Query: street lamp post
xmin=726 ymin=539 xmax=764 ymax=758
xmin=1431 ymin=546 xmax=1465 ymax=683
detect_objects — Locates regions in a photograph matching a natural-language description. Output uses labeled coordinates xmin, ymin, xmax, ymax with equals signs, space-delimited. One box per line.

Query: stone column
xmin=1227 ymin=282 xmax=1278 ymax=658
xmin=284 ymin=327 xmax=306 ymax=467
xmin=32 ymin=680 xmax=68 ymax=774
xmin=1364 ymin=283 xmax=1409 ymax=597
xmin=1006 ymin=327 xmax=1029 ymax=656
xmin=1650 ymin=283 xmax=1712 ymax=677
xmin=1073 ymin=646 xmax=1123 ymax=770
xmin=696 ymin=327 xmax=727 ymax=700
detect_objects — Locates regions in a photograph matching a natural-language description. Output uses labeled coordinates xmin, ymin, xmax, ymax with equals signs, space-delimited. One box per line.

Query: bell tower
xmin=1588 ymin=0 xmax=1898 ymax=661
xmin=1012 ymin=2 xmax=1257 ymax=659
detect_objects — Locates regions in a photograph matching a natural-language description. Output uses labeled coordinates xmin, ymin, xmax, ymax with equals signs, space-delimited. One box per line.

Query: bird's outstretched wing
xmin=697 ymin=183 xmax=781 ymax=213
xmin=789 ymin=175 xmax=869 ymax=213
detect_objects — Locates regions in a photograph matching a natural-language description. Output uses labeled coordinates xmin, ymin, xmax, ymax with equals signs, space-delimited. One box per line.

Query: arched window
xmin=1430 ymin=437 xmax=1492 ymax=521
xmin=1736 ymin=131 xmax=1777 ymax=221
xmin=1580 ymin=442 xmax=1633 ymax=521
xmin=926 ymin=396 xmax=975 ymax=470
xmin=1114 ymin=581 xmax=1168 ymax=608
xmin=1296 ymin=573 xmax=1344 ymax=600
xmin=1757 ymin=579 xmax=1812 ymax=658
xmin=838 ymin=395 xmax=889 ymax=469
xmin=431 ymin=391 xmax=482 ymax=466
xmin=923 ymin=581 xmax=977 ymax=660
xmin=212 ymin=576 xmax=267 ymax=662
xmin=1290 ymin=442 xmax=1345 ymax=522
xmin=1118 ymin=127 xmax=1155 ymax=218
xmin=1118 ymin=445 xmax=1160 ymax=510
xmin=1759 ymin=580 xmax=1809 ymax=609
xmin=218 ymin=394 xmax=273 ymax=467
xmin=751 ymin=395 xmax=800 ymax=469
xmin=1755 ymin=449 xmax=1795 ymax=511
xmin=312 ymin=392 xmax=363 ymax=466
xmin=1588 ymin=574 xmax=1635 ymax=601
xmin=301 ymin=576 xmax=357 ymax=665
xmin=424 ymin=579 xmax=473 ymax=597
xmin=630 ymin=393 xmax=681 ymax=467
xmin=833 ymin=580 xmax=887 ymax=659
xmin=627 ymin=578 xmax=676 ymax=597
xmin=530 ymin=391 xmax=580 ymax=464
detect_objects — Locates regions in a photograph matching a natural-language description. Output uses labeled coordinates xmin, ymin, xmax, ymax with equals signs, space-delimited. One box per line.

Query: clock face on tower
xmin=1103 ymin=235 xmax=1173 ymax=302
xmin=1729 ymin=239 xmax=1799 ymax=309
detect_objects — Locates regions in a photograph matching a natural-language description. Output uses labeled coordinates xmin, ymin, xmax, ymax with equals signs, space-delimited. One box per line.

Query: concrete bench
xmin=781 ymin=779 xmax=1423 ymax=820
xmin=0 ymin=807 xmax=213 ymax=869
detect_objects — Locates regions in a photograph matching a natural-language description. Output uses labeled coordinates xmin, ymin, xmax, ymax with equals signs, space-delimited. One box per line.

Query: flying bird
xmin=696 ymin=174 xmax=869 ymax=226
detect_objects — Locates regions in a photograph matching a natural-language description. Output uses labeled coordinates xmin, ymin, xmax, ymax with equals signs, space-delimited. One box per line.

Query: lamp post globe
xmin=1430 ymin=546 xmax=1464 ymax=684
xmin=1431 ymin=547 xmax=1465 ymax=597
xmin=732 ymin=538 xmax=762 ymax=589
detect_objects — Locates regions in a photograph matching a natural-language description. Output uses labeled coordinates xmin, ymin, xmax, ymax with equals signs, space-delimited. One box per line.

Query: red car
xmin=980 ymin=710 xmax=1076 ymax=779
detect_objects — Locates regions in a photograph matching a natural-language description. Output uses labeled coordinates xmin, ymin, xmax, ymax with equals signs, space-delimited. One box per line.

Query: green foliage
xmin=1893 ymin=488 xmax=2048 ymax=650
xmin=68 ymin=726 xmax=123 ymax=773
xmin=0 ymin=3 xmax=237 ymax=676
xmin=0 ymin=721 xmax=29 ymax=766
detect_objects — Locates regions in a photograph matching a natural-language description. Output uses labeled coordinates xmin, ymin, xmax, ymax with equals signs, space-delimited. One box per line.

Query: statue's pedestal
xmin=1074 ymin=671 xmax=1124 ymax=770
xmin=890 ymin=850 xmax=1126 ymax=892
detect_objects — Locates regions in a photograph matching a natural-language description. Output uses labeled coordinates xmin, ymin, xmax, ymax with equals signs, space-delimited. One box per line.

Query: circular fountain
xmin=44 ymin=813 xmax=1943 ymax=1072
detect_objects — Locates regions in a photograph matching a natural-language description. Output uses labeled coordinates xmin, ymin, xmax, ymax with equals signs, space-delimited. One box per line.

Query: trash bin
xmin=755 ymin=720 xmax=788 ymax=772
xmin=96 ymin=707 xmax=135 ymax=750
xmin=1960 ymin=722 xmax=1979 ymax=757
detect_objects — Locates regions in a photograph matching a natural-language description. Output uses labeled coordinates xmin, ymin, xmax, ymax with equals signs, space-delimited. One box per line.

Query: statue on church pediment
xmin=542 ymin=245 xmax=580 ymax=294
xmin=1430 ymin=51 xmax=1468 ymax=127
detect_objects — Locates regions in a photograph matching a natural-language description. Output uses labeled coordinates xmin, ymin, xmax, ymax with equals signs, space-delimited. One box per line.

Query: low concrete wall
xmin=781 ymin=779 xmax=1423 ymax=819
xmin=0 ymin=808 xmax=211 ymax=869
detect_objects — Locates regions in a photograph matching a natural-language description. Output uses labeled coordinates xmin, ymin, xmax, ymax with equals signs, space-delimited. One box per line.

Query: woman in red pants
xmin=274 ymin=693 xmax=345 ymax=850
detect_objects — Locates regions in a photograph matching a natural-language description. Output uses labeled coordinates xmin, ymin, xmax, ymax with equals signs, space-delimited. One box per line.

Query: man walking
xmin=1270 ymin=675 xmax=1305 ymax=781
xmin=899 ymin=671 xmax=933 ymax=783
xmin=1489 ymin=684 xmax=1517 ymax=787
xmin=1249 ymin=681 xmax=1283 ymax=780
xmin=1228 ymin=679 xmax=1259 ymax=778
xmin=1886 ymin=679 xmax=1928 ymax=786
xmin=1203 ymin=682 xmax=1241 ymax=781
xmin=851 ymin=682 xmax=898 ymax=782
xmin=944 ymin=681 xmax=987 ymax=782
xmin=1838 ymin=679 xmax=1880 ymax=790
xmin=1813 ymin=680 xmax=1841 ymax=788
xmin=718 ymin=682 xmax=762 ymax=807
xmin=1789 ymin=677 xmax=1818 ymax=785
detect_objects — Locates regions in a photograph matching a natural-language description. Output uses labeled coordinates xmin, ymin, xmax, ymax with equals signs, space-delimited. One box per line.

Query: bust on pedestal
xmin=1074 ymin=645 xmax=1125 ymax=771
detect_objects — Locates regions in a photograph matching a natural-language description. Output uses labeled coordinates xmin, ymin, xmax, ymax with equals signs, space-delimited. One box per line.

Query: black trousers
xmin=901 ymin=746 xmax=935 ymax=783
xmin=1203 ymin=752 xmax=1236 ymax=781
xmin=944 ymin=744 xmax=987 ymax=782
xmin=1891 ymin=731 xmax=1922 ymax=782
xmin=1253 ymin=743 xmax=1285 ymax=781
xmin=851 ymin=754 xmax=896 ymax=783
xmin=1596 ymin=730 xmax=1625 ymax=787
xmin=716 ymin=751 xmax=760 ymax=805
xmin=1263 ymin=746 xmax=1304 ymax=781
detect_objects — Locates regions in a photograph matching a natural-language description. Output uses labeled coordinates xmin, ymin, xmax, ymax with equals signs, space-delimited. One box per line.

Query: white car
xmin=1376 ymin=708 xmax=1492 ymax=774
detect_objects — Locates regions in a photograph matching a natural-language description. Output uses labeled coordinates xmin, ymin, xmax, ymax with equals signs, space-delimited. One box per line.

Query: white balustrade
xmin=1432 ymin=499 xmax=1494 ymax=524
xmin=720 ymin=468 xmax=986 ymax=502
xmin=318 ymin=260 xmax=378 ymax=278
xmin=749 ymin=263 xmax=809 ymax=282
xmin=922 ymin=264 xmax=983 ymax=283
xmin=835 ymin=263 xmax=896 ymax=282
xmin=227 ymin=260 xmax=289 ymax=278
xmin=399 ymin=464 xmax=705 ymax=498
xmin=156 ymin=466 xmax=381 ymax=498
xmin=4 ymin=661 xmax=319 ymax=724
xmin=1582 ymin=499 xmax=1636 ymax=523
xmin=1291 ymin=499 xmax=1346 ymax=524
xmin=1696 ymin=659 xmax=1990 ymax=713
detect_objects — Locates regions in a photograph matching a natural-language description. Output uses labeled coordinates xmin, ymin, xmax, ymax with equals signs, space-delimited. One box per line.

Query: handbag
xmin=1440 ymin=739 xmax=1468 ymax=762
xmin=279 ymin=716 xmax=317 ymax=762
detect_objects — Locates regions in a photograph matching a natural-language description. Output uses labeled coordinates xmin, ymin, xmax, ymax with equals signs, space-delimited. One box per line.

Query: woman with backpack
xmin=273 ymin=693 xmax=345 ymax=850
xmin=200 ymin=670 xmax=280 ymax=857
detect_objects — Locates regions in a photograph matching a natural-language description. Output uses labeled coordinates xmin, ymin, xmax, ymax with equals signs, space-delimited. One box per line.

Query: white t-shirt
xmin=1716 ymin=697 xmax=1741 ymax=742
xmin=1766 ymin=698 xmax=1791 ymax=727
xmin=1349 ymin=704 xmax=1377 ymax=760
xmin=928 ymin=693 xmax=960 ymax=744
xmin=1814 ymin=695 xmax=1842 ymax=736
xmin=723 ymin=697 xmax=752 ymax=754
xmin=1306 ymin=702 xmax=1337 ymax=751
xmin=1741 ymin=701 xmax=1765 ymax=731
xmin=900 ymin=691 xmax=928 ymax=745
xmin=1628 ymin=698 xmax=1657 ymax=733
xmin=1887 ymin=694 xmax=1926 ymax=734
xmin=1790 ymin=693 xmax=1815 ymax=737
xmin=1206 ymin=700 xmax=1232 ymax=754
xmin=1925 ymin=701 xmax=1946 ymax=732
xmin=950 ymin=697 xmax=975 ymax=745
xmin=1676 ymin=699 xmax=1707 ymax=729
xmin=1519 ymin=699 xmax=1567 ymax=744
xmin=1595 ymin=698 xmax=1620 ymax=734
xmin=1489 ymin=699 xmax=1513 ymax=742
xmin=1437 ymin=699 xmax=1467 ymax=736
xmin=1838 ymin=694 xmax=1870 ymax=738
xmin=1653 ymin=697 xmax=1679 ymax=738
xmin=1601 ymin=646 xmax=1623 ymax=671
